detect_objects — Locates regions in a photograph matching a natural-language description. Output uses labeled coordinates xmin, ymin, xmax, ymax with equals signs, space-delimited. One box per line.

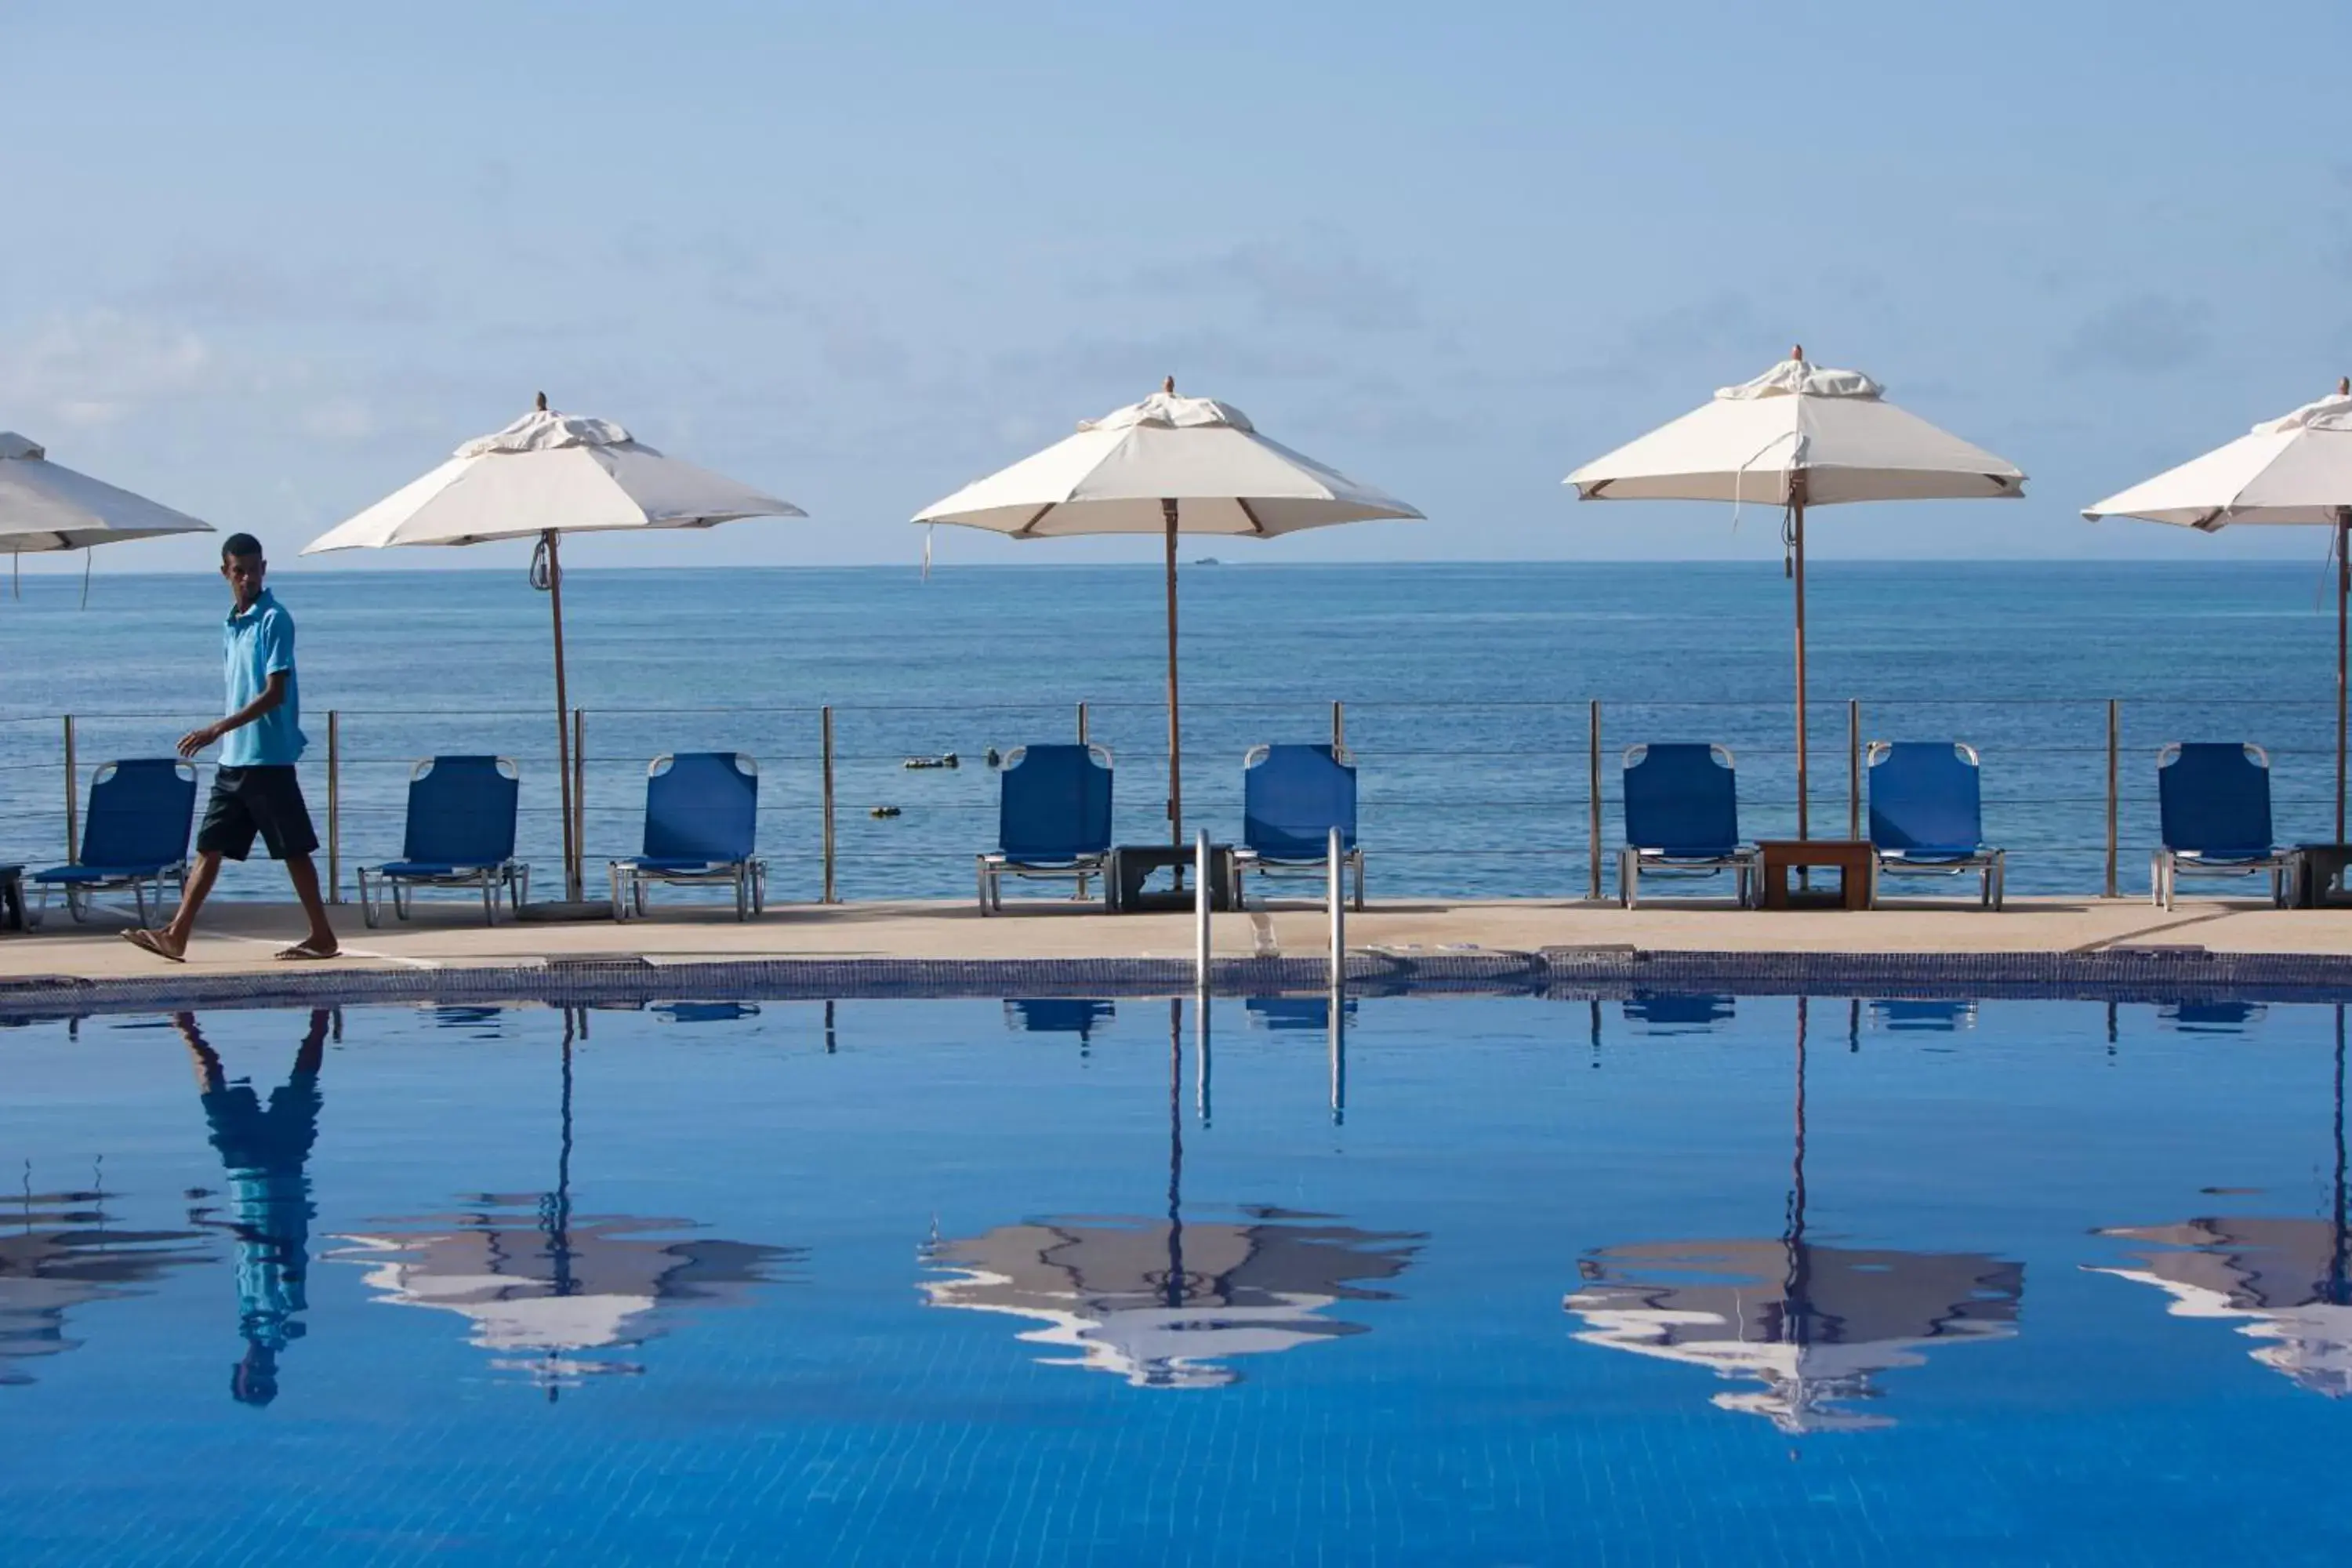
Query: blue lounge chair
xmin=1617 ymin=742 xmax=1759 ymax=909
xmin=2152 ymin=742 xmax=2293 ymax=910
xmin=976 ymin=743 xmax=1112 ymax=913
xmin=1866 ymin=741 xmax=2005 ymax=909
xmin=608 ymin=753 xmax=765 ymax=921
xmin=358 ymin=756 xmax=528 ymax=928
xmin=29 ymin=758 xmax=198 ymax=927
xmin=1234 ymin=743 xmax=1364 ymax=910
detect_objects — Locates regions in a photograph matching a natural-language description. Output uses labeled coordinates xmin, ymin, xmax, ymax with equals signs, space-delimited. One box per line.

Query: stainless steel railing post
xmin=1328 ymin=825 xmax=1345 ymax=992
xmin=2106 ymin=698 xmax=2120 ymax=898
xmin=1848 ymin=698 xmax=1861 ymax=840
xmin=326 ymin=710 xmax=341 ymax=903
xmin=62 ymin=714 xmax=78 ymax=864
xmin=1074 ymin=702 xmax=1091 ymax=901
xmin=1588 ymin=700 xmax=1602 ymax=901
xmin=1194 ymin=829 xmax=1212 ymax=996
xmin=821 ymin=706 xmax=837 ymax=905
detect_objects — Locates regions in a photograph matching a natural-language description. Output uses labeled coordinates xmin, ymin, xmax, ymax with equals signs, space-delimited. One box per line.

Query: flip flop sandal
xmin=274 ymin=939 xmax=340 ymax=961
xmin=122 ymin=928 xmax=187 ymax=964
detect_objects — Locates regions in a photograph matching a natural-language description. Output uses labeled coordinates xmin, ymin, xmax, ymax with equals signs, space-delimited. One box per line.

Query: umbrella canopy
xmin=2085 ymin=379 xmax=2352 ymax=835
xmin=303 ymin=397 xmax=806 ymax=902
xmin=1566 ymin=350 xmax=2024 ymax=840
xmin=303 ymin=403 xmax=803 ymax=552
xmin=1566 ymin=357 xmax=2024 ymax=506
xmin=1 ymin=431 xmax=215 ymax=606
xmin=0 ymin=431 xmax=216 ymax=551
xmin=2083 ymin=382 xmax=2352 ymax=529
xmin=916 ymin=380 xmax=1421 ymax=844
xmin=915 ymin=387 xmax=1420 ymax=537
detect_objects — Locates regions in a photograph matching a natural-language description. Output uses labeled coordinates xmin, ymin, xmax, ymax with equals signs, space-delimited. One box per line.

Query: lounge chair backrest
xmin=643 ymin=753 xmax=759 ymax=863
xmin=1867 ymin=741 xmax=1984 ymax=853
xmin=1243 ymin=743 xmax=1357 ymax=858
xmin=404 ymin=756 xmax=519 ymax=866
xmin=1622 ymin=743 xmax=1740 ymax=854
xmin=998 ymin=744 xmax=1113 ymax=862
xmin=2157 ymin=742 xmax=2274 ymax=855
xmin=81 ymin=759 xmax=198 ymax=869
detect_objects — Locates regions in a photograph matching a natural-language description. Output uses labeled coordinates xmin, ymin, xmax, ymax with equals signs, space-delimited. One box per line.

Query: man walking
xmin=125 ymin=534 xmax=338 ymax=962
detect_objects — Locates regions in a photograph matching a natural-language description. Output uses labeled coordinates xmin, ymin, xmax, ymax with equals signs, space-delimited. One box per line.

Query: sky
xmin=4 ymin=0 xmax=2350 ymax=574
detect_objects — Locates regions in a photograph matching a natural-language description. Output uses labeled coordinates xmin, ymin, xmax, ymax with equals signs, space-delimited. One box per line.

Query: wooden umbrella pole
xmin=1791 ymin=487 xmax=1809 ymax=843
xmin=2339 ymin=510 xmax=2348 ymax=843
xmin=1164 ymin=496 xmax=1182 ymax=848
xmin=545 ymin=528 xmax=579 ymax=901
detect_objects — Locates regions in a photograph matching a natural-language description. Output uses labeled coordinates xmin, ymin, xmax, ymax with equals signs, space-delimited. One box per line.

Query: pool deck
xmin=8 ymin=893 xmax=2352 ymax=985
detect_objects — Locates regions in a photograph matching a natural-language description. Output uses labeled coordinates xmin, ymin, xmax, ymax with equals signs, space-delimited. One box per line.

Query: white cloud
xmin=0 ymin=309 xmax=214 ymax=427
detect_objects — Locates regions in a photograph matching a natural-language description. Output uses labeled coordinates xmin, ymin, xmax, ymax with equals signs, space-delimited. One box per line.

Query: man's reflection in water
xmin=176 ymin=1010 xmax=328 ymax=1407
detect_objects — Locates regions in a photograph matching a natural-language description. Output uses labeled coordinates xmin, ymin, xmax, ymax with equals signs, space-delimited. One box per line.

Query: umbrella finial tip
xmin=535 ymin=390 xmax=548 ymax=412
xmin=2338 ymin=376 xmax=2348 ymax=397
xmin=1160 ymin=375 xmax=1175 ymax=395
xmin=1790 ymin=343 xmax=1805 ymax=364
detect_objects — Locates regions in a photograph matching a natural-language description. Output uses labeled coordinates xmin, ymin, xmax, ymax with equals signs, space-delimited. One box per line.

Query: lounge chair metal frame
xmin=2151 ymin=742 xmax=2292 ymax=910
xmin=1865 ymin=741 xmax=2006 ymax=910
xmin=609 ymin=753 xmax=767 ymax=922
xmin=358 ymin=755 xmax=529 ymax=929
xmin=27 ymin=758 xmax=197 ymax=927
xmin=1617 ymin=742 xmax=1759 ymax=909
xmin=1232 ymin=742 xmax=1366 ymax=911
xmin=978 ymin=742 xmax=1114 ymax=914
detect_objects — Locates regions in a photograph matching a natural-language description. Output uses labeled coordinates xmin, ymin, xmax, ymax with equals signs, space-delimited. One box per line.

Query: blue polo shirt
xmin=221 ymin=590 xmax=306 ymax=767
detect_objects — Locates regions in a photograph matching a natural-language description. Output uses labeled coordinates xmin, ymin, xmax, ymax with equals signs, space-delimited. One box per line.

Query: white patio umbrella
xmin=915 ymin=379 xmax=1421 ymax=844
xmin=0 ymin=431 xmax=214 ymax=606
xmin=1566 ymin=350 xmax=2025 ymax=839
xmin=303 ymin=396 xmax=805 ymax=902
xmin=2085 ymin=379 xmax=2352 ymax=837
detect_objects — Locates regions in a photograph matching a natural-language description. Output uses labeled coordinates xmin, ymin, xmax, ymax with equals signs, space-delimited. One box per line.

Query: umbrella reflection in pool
xmin=2088 ymin=1006 xmax=2352 ymax=1397
xmin=1566 ymin=997 xmax=2025 ymax=1432
xmin=332 ymin=1008 xmax=800 ymax=1396
xmin=922 ymin=1000 xmax=1421 ymax=1388
xmin=0 ymin=1175 xmax=208 ymax=1385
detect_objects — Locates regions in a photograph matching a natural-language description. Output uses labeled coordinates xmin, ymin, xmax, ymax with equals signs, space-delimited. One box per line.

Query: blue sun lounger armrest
xmin=1617 ymin=743 xmax=1759 ymax=909
xmin=358 ymin=756 xmax=528 ymax=929
xmin=28 ymin=758 xmax=198 ymax=927
xmin=609 ymin=753 xmax=765 ymax=922
xmin=1866 ymin=741 xmax=2005 ymax=909
xmin=2152 ymin=742 xmax=2292 ymax=910
xmin=978 ymin=743 xmax=1112 ymax=913
xmin=1232 ymin=743 xmax=1364 ymax=910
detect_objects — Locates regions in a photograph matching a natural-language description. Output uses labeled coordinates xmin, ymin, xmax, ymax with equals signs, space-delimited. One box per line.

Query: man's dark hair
xmin=221 ymin=532 xmax=263 ymax=561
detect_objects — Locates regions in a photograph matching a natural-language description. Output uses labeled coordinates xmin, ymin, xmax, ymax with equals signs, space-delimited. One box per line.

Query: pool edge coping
xmin=5 ymin=947 xmax=2351 ymax=1022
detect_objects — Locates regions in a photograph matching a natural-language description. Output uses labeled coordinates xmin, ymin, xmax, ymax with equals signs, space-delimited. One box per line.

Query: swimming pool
xmin=2 ymin=992 xmax=2346 ymax=1564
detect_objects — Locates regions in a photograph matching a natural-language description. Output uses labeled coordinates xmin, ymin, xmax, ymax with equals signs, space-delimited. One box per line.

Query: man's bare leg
xmin=280 ymin=855 xmax=338 ymax=958
xmin=139 ymin=852 xmax=225 ymax=961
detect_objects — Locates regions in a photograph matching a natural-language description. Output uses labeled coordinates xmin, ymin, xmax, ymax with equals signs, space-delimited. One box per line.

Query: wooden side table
xmin=1107 ymin=844 xmax=1236 ymax=913
xmin=2293 ymin=844 xmax=2352 ymax=909
xmin=1757 ymin=840 xmax=1875 ymax=911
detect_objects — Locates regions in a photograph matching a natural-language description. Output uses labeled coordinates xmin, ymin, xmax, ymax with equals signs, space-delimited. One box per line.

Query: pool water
xmin=2 ymin=993 xmax=2347 ymax=1564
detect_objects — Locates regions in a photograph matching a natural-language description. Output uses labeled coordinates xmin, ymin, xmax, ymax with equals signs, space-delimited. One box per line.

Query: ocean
xmin=2 ymin=560 xmax=2343 ymax=902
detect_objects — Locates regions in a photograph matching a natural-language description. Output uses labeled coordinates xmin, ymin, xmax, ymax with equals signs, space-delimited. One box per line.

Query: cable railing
xmin=3 ymin=695 xmax=2344 ymax=907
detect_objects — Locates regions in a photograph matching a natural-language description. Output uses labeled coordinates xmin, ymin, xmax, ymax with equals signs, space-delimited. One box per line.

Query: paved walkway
xmin=7 ymin=893 xmax=2350 ymax=982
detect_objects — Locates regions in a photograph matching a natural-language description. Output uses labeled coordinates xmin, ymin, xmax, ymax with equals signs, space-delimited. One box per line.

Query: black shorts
xmin=197 ymin=766 xmax=319 ymax=862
